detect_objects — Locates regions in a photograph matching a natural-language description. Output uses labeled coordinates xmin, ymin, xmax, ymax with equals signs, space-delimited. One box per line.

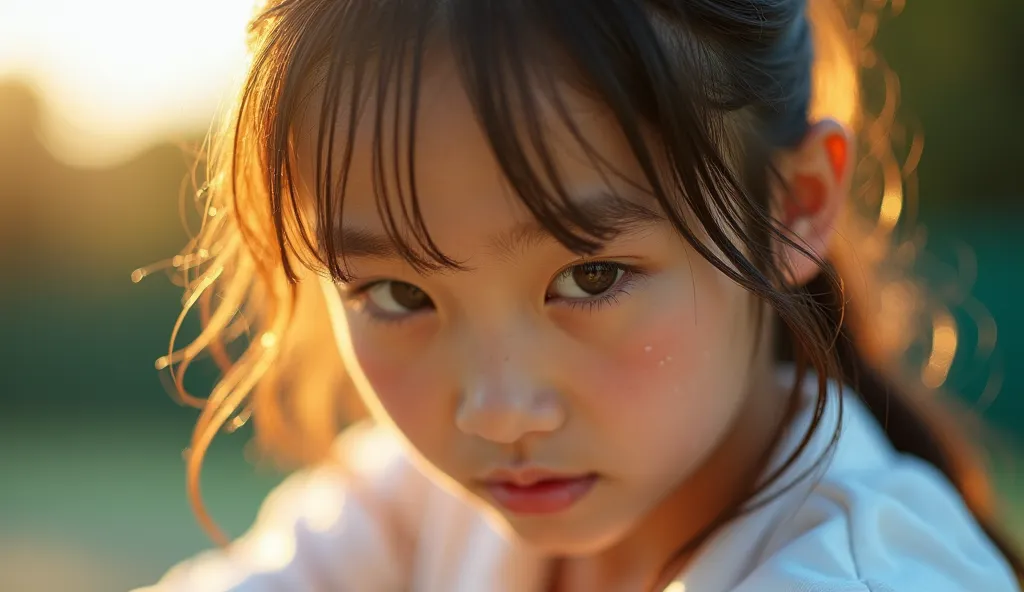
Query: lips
xmin=480 ymin=470 xmax=599 ymax=515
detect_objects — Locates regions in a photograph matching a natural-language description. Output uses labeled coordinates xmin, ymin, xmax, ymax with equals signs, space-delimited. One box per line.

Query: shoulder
xmin=733 ymin=396 xmax=1019 ymax=592
xmin=135 ymin=422 xmax=449 ymax=592
xmin=678 ymin=372 xmax=1021 ymax=592
xmin=239 ymin=420 xmax=438 ymax=555
xmin=736 ymin=456 xmax=1018 ymax=591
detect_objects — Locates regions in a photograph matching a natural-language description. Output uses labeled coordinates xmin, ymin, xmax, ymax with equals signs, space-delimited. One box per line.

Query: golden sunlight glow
xmin=879 ymin=187 xmax=904 ymax=230
xmin=0 ymin=0 xmax=256 ymax=167
xmin=922 ymin=310 xmax=958 ymax=389
xmin=346 ymin=425 xmax=404 ymax=479
xmin=663 ymin=582 xmax=686 ymax=592
xmin=303 ymin=472 xmax=346 ymax=534
xmin=260 ymin=332 xmax=278 ymax=349
xmin=243 ymin=530 xmax=296 ymax=572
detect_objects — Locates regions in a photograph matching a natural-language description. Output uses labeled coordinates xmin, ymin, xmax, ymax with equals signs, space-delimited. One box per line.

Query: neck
xmin=552 ymin=362 xmax=793 ymax=592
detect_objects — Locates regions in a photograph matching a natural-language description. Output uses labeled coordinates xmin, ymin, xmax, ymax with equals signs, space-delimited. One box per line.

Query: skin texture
xmin=299 ymin=58 xmax=852 ymax=590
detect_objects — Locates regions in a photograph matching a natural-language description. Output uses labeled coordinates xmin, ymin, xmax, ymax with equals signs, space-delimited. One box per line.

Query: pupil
xmin=390 ymin=282 xmax=429 ymax=309
xmin=572 ymin=263 xmax=617 ymax=295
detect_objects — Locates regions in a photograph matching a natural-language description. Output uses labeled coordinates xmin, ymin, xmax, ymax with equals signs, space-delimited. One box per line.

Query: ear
xmin=773 ymin=118 xmax=855 ymax=287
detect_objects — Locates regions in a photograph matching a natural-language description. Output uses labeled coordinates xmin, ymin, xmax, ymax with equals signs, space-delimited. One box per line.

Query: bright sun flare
xmin=0 ymin=0 xmax=256 ymax=167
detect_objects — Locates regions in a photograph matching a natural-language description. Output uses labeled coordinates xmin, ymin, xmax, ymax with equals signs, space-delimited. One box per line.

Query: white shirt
xmin=136 ymin=369 xmax=1020 ymax=591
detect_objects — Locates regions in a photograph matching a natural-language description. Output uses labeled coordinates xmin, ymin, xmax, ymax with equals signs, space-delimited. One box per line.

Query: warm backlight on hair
xmin=923 ymin=311 xmax=958 ymax=389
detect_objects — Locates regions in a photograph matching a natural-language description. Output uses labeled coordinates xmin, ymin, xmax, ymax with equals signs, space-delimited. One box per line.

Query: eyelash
xmin=547 ymin=263 xmax=644 ymax=313
xmin=343 ymin=261 xmax=645 ymax=324
xmin=339 ymin=282 xmax=429 ymax=326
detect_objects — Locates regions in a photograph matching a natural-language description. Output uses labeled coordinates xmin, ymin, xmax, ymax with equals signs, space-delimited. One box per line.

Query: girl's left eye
xmin=547 ymin=262 xmax=635 ymax=304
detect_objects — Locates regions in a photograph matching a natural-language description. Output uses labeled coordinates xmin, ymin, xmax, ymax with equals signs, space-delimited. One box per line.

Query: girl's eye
xmin=362 ymin=281 xmax=434 ymax=316
xmin=548 ymin=262 xmax=627 ymax=300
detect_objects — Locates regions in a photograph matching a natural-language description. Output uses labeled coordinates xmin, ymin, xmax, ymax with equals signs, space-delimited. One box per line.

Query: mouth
xmin=480 ymin=472 xmax=599 ymax=515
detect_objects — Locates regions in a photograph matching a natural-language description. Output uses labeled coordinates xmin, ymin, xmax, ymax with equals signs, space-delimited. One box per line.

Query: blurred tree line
xmin=876 ymin=0 xmax=1024 ymax=209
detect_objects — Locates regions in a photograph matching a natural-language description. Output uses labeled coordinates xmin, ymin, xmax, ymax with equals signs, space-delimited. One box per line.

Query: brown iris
xmin=389 ymin=282 xmax=431 ymax=310
xmin=571 ymin=262 xmax=619 ymax=295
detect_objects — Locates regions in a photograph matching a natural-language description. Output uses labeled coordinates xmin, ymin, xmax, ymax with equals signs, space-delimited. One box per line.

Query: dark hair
xmin=158 ymin=0 xmax=1023 ymax=585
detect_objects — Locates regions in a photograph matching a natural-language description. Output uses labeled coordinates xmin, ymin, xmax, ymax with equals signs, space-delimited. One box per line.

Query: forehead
xmin=290 ymin=56 xmax=652 ymax=256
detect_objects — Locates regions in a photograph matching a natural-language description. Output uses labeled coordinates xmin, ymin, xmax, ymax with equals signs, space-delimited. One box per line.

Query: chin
xmin=486 ymin=508 xmax=632 ymax=557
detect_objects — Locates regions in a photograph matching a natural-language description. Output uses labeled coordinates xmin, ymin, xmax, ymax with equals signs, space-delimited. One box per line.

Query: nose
xmin=455 ymin=345 xmax=566 ymax=445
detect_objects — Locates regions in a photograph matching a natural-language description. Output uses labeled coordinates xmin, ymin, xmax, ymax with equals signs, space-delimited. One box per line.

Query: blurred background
xmin=0 ymin=1 xmax=1021 ymax=591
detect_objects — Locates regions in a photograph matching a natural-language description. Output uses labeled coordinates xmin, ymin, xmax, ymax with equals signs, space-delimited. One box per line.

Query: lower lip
xmin=484 ymin=474 xmax=598 ymax=515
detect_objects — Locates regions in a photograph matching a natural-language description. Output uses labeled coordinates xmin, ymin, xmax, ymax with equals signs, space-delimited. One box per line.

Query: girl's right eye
xmin=359 ymin=280 xmax=435 ymax=319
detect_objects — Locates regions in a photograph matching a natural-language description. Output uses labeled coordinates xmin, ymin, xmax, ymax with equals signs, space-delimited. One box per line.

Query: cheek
xmin=339 ymin=315 xmax=448 ymax=437
xmin=585 ymin=300 xmax=718 ymax=402
xmin=579 ymin=277 xmax=738 ymax=397
xmin=568 ymin=273 xmax=753 ymax=459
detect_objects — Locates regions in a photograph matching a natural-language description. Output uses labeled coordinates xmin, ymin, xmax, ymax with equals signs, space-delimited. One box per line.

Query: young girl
xmin=137 ymin=0 xmax=1023 ymax=590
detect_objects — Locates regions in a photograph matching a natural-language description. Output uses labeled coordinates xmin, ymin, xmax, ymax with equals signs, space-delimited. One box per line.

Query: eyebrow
xmin=331 ymin=192 xmax=665 ymax=263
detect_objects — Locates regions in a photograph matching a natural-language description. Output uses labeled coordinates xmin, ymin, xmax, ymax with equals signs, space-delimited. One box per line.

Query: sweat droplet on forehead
xmin=644 ymin=345 xmax=653 ymax=353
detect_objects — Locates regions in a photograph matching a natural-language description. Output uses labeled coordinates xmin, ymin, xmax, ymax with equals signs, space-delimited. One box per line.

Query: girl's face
xmin=305 ymin=65 xmax=778 ymax=556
